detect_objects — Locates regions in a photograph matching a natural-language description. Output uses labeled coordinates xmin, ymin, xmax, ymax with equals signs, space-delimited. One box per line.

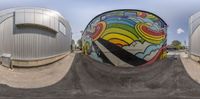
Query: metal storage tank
xmin=82 ymin=9 xmax=167 ymax=67
xmin=0 ymin=7 xmax=72 ymax=67
xmin=189 ymin=12 xmax=200 ymax=62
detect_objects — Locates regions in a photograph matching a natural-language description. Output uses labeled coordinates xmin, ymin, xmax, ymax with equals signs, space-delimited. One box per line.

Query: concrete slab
xmin=0 ymin=53 xmax=200 ymax=99
xmin=180 ymin=52 xmax=200 ymax=84
xmin=0 ymin=52 xmax=75 ymax=89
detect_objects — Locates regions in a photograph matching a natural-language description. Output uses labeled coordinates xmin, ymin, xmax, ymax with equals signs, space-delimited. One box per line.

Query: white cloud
xmin=177 ymin=28 xmax=184 ymax=34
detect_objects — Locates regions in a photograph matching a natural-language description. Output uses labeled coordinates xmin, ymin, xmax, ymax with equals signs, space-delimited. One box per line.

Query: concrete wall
xmin=82 ymin=9 xmax=167 ymax=67
xmin=0 ymin=7 xmax=72 ymax=67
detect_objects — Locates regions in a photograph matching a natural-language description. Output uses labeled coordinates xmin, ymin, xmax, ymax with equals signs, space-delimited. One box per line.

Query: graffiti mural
xmin=82 ymin=9 xmax=167 ymax=67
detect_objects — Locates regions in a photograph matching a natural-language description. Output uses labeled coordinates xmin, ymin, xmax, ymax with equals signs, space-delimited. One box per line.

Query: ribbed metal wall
xmin=0 ymin=7 xmax=71 ymax=60
xmin=190 ymin=13 xmax=200 ymax=56
xmin=13 ymin=26 xmax=71 ymax=60
xmin=0 ymin=13 xmax=13 ymax=56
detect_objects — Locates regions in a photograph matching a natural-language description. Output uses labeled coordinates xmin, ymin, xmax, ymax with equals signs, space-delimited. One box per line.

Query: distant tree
xmin=171 ymin=40 xmax=182 ymax=50
xmin=171 ymin=40 xmax=181 ymax=46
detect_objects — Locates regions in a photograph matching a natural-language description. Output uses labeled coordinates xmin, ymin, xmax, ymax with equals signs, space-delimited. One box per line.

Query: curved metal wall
xmin=0 ymin=13 xmax=13 ymax=56
xmin=190 ymin=13 xmax=200 ymax=57
xmin=0 ymin=7 xmax=72 ymax=60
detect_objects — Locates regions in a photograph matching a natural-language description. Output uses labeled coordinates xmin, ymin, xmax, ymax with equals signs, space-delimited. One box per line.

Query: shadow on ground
xmin=0 ymin=53 xmax=200 ymax=99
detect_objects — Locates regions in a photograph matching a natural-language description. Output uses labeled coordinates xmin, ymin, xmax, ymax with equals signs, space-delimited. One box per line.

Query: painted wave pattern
xmin=83 ymin=10 xmax=167 ymax=67
xmin=135 ymin=41 xmax=164 ymax=59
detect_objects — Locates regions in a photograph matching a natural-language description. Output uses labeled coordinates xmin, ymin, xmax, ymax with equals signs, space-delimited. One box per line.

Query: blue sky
xmin=0 ymin=0 xmax=200 ymax=45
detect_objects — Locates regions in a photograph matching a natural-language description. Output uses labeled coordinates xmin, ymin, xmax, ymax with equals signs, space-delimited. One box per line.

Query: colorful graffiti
xmin=82 ymin=9 xmax=167 ymax=67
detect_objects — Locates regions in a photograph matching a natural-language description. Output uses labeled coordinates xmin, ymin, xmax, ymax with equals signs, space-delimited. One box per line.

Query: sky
xmin=0 ymin=0 xmax=200 ymax=45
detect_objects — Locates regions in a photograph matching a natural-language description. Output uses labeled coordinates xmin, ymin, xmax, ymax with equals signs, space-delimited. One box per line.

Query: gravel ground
xmin=0 ymin=53 xmax=200 ymax=99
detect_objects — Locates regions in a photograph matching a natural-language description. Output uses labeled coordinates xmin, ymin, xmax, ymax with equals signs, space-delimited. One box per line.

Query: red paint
xmin=144 ymin=46 xmax=166 ymax=65
xmin=137 ymin=12 xmax=147 ymax=18
xmin=141 ymin=25 xmax=165 ymax=37
xmin=91 ymin=23 xmax=104 ymax=40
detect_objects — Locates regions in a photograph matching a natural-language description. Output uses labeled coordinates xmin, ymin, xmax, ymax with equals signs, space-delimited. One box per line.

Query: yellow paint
xmin=101 ymin=28 xmax=138 ymax=41
xmin=108 ymin=39 xmax=129 ymax=46
xmin=103 ymin=33 xmax=134 ymax=45
xmin=135 ymin=24 xmax=165 ymax=44
xmin=160 ymin=51 xmax=167 ymax=59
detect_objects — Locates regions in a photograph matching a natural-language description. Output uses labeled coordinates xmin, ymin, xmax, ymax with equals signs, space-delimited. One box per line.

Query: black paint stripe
xmin=92 ymin=42 xmax=115 ymax=66
xmin=97 ymin=38 xmax=147 ymax=66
